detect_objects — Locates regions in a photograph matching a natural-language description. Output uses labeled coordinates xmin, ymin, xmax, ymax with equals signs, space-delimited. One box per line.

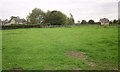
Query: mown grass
xmin=2 ymin=25 xmax=118 ymax=70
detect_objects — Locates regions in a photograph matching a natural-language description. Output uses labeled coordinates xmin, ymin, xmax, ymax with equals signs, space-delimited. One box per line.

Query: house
xmin=4 ymin=16 xmax=27 ymax=25
xmin=19 ymin=18 xmax=27 ymax=24
xmin=2 ymin=19 xmax=9 ymax=25
xmin=100 ymin=18 xmax=109 ymax=26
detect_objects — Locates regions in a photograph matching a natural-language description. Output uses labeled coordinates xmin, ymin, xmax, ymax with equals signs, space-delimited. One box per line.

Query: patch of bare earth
xmin=66 ymin=51 xmax=87 ymax=60
xmin=76 ymin=68 xmax=81 ymax=70
xmin=66 ymin=51 xmax=96 ymax=70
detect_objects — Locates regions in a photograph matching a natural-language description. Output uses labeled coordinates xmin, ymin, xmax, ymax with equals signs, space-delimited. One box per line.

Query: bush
xmin=2 ymin=24 xmax=42 ymax=30
xmin=47 ymin=10 xmax=67 ymax=25
xmin=2 ymin=23 xmax=64 ymax=30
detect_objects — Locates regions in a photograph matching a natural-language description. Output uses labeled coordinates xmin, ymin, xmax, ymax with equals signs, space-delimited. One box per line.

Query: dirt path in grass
xmin=66 ymin=51 xmax=96 ymax=70
xmin=66 ymin=51 xmax=119 ymax=70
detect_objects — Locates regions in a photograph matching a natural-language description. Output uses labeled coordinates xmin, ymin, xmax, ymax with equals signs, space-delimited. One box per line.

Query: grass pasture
xmin=2 ymin=25 xmax=118 ymax=70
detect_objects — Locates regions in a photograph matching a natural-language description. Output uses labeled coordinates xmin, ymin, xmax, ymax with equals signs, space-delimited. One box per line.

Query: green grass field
xmin=2 ymin=25 xmax=118 ymax=70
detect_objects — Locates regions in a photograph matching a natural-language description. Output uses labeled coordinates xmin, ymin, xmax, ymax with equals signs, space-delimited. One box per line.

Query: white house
xmin=100 ymin=18 xmax=109 ymax=26
xmin=4 ymin=16 xmax=27 ymax=25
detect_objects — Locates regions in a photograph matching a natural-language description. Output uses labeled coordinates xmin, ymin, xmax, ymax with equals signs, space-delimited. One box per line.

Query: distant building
xmin=100 ymin=18 xmax=109 ymax=26
xmin=4 ymin=16 xmax=27 ymax=25
xmin=2 ymin=19 xmax=9 ymax=25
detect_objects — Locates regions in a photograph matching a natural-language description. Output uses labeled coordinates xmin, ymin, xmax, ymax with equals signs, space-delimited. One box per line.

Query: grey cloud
xmin=0 ymin=0 xmax=119 ymax=22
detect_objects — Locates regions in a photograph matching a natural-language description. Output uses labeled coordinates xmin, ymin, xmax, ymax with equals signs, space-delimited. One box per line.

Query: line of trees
xmin=27 ymin=8 xmax=120 ymax=25
xmin=27 ymin=8 xmax=75 ymax=25
xmin=77 ymin=20 xmax=98 ymax=24
xmin=109 ymin=19 xmax=120 ymax=24
xmin=79 ymin=19 xmax=119 ymax=25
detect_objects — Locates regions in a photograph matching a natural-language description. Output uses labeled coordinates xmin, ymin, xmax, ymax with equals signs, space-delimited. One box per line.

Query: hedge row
xmin=2 ymin=24 xmax=68 ymax=30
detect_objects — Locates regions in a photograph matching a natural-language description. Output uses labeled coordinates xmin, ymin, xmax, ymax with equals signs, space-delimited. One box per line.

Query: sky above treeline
xmin=0 ymin=0 xmax=119 ymax=22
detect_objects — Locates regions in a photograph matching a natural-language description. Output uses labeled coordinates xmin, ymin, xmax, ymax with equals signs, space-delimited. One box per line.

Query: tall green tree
xmin=81 ymin=20 xmax=87 ymax=24
xmin=109 ymin=21 xmax=113 ymax=24
xmin=69 ymin=13 xmax=75 ymax=24
xmin=27 ymin=8 xmax=45 ymax=24
xmin=113 ymin=19 xmax=117 ymax=24
xmin=47 ymin=10 xmax=67 ymax=25
xmin=66 ymin=13 xmax=75 ymax=25
xmin=88 ymin=20 xmax=95 ymax=24
xmin=43 ymin=10 xmax=51 ymax=23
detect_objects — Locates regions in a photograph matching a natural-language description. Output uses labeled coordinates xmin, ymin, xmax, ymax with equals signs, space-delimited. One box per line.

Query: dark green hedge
xmin=2 ymin=23 xmax=67 ymax=30
xmin=2 ymin=24 xmax=41 ymax=30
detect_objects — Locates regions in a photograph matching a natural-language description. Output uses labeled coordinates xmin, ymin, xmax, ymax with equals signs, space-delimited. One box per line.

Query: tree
xmin=88 ymin=20 xmax=95 ymax=24
xmin=47 ymin=10 xmax=67 ymax=25
xmin=77 ymin=20 xmax=80 ymax=24
xmin=67 ymin=13 xmax=74 ymax=25
xmin=43 ymin=10 xmax=51 ymax=23
xmin=81 ymin=20 xmax=87 ymax=24
xmin=113 ymin=19 xmax=117 ymax=24
xmin=118 ymin=19 xmax=120 ymax=24
xmin=66 ymin=18 xmax=73 ymax=25
xmin=95 ymin=22 xmax=101 ymax=24
xmin=109 ymin=21 xmax=113 ymax=24
xmin=27 ymin=8 xmax=45 ymax=24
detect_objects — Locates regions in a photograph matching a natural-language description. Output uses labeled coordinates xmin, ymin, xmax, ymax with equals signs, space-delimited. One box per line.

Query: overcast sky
xmin=0 ymin=0 xmax=119 ymax=22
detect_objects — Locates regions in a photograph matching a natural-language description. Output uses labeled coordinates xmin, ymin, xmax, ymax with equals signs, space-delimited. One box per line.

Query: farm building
xmin=2 ymin=19 xmax=9 ymax=25
xmin=100 ymin=18 xmax=109 ymax=26
xmin=3 ymin=16 xmax=27 ymax=25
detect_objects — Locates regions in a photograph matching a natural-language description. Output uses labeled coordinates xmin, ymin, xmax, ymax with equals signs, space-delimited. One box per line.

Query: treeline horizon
xmin=26 ymin=8 xmax=119 ymax=25
xmin=27 ymin=8 xmax=74 ymax=25
xmin=1 ymin=8 xmax=119 ymax=25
